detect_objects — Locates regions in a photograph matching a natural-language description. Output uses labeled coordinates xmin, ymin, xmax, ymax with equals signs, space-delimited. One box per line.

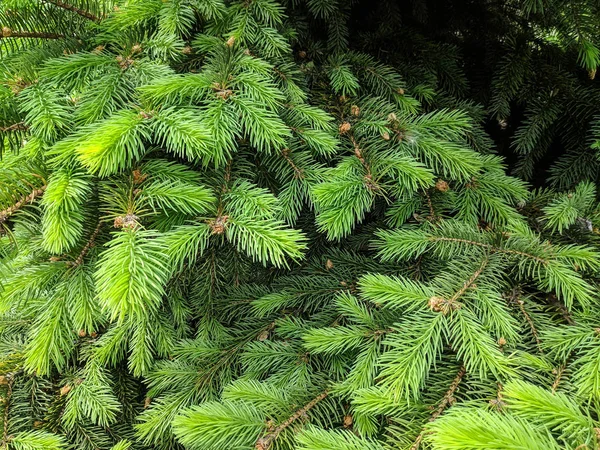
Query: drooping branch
xmin=410 ymin=366 xmax=466 ymax=450
xmin=255 ymin=390 xmax=329 ymax=450
xmin=44 ymin=0 xmax=101 ymax=22
xmin=0 ymin=185 xmax=47 ymax=225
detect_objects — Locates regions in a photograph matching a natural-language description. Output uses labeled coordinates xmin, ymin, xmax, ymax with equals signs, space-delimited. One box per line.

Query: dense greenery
xmin=1 ymin=0 xmax=600 ymax=449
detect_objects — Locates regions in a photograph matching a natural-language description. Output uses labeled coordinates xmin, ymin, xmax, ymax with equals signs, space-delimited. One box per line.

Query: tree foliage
xmin=1 ymin=0 xmax=600 ymax=449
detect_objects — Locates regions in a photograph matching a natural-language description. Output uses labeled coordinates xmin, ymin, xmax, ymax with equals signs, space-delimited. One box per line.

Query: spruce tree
xmin=1 ymin=1 xmax=600 ymax=449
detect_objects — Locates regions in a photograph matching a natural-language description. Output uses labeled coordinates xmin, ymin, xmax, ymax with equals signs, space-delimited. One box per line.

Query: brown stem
xmin=411 ymin=366 xmax=466 ymax=450
xmin=431 ymin=236 xmax=548 ymax=265
xmin=551 ymin=364 xmax=566 ymax=393
xmin=423 ymin=189 xmax=436 ymax=221
xmin=0 ymin=185 xmax=47 ymax=225
xmin=255 ymin=390 xmax=329 ymax=450
xmin=1 ymin=375 xmax=14 ymax=446
xmin=70 ymin=223 xmax=102 ymax=267
xmin=1 ymin=29 xmax=64 ymax=39
xmin=281 ymin=149 xmax=304 ymax=179
xmin=0 ymin=123 xmax=27 ymax=133
xmin=508 ymin=288 xmax=543 ymax=352
xmin=449 ymin=259 xmax=488 ymax=302
xmin=44 ymin=0 xmax=101 ymax=21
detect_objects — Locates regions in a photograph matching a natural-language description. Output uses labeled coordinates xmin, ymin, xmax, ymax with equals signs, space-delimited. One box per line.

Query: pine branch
xmin=0 ymin=28 xmax=65 ymax=39
xmin=411 ymin=366 xmax=466 ymax=450
xmin=255 ymin=390 xmax=329 ymax=450
xmin=0 ymin=185 xmax=47 ymax=225
xmin=43 ymin=0 xmax=101 ymax=22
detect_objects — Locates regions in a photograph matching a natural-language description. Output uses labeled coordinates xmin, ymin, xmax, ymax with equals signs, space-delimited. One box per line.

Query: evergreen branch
xmin=0 ymin=185 xmax=47 ymax=225
xmin=255 ymin=390 xmax=329 ymax=450
xmin=0 ymin=28 xmax=65 ymax=39
xmin=43 ymin=0 xmax=101 ymax=22
xmin=411 ymin=366 xmax=466 ymax=450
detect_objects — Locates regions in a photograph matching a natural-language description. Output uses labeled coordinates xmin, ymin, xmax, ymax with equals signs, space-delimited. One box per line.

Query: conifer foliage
xmin=1 ymin=0 xmax=600 ymax=449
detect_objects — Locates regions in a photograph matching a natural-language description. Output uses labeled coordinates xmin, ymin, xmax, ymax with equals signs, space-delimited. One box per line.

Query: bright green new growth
xmin=1 ymin=0 xmax=600 ymax=450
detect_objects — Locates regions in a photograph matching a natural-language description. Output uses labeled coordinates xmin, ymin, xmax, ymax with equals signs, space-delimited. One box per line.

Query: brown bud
xmin=131 ymin=44 xmax=142 ymax=54
xmin=0 ymin=376 xmax=7 ymax=385
xmin=435 ymin=179 xmax=449 ymax=192
xmin=343 ymin=414 xmax=353 ymax=428
xmin=114 ymin=213 xmax=139 ymax=229
xmin=78 ymin=329 xmax=87 ymax=338
xmin=209 ymin=215 xmax=229 ymax=234
xmin=498 ymin=337 xmax=507 ymax=346
xmin=298 ymin=50 xmax=307 ymax=59
xmin=33 ymin=420 xmax=44 ymax=428
xmin=325 ymin=259 xmax=334 ymax=270
xmin=93 ymin=45 xmax=105 ymax=54
xmin=428 ymin=296 xmax=445 ymax=311
xmin=2 ymin=27 xmax=12 ymax=37
xmin=132 ymin=169 xmax=148 ymax=184
xmin=381 ymin=131 xmax=390 ymax=141
xmin=428 ymin=296 xmax=460 ymax=314
xmin=396 ymin=87 xmax=405 ymax=95
xmin=144 ymin=397 xmax=152 ymax=408
xmin=339 ymin=122 xmax=351 ymax=134
xmin=387 ymin=112 xmax=397 ymax=122
xmin=60 ymin=385 xmax=72 ymax=396
xmin=225 ymin=36 xmax=235 ymax=47
xmin=90 ymin=331 xmax=98 ymax=339
xmin=350 ymin=105 xmax=360 ymax=116
xmin=258 ymin=330 xmax=269 ymax=341
xmin=182 ymin=46 xmax=192 ymax=55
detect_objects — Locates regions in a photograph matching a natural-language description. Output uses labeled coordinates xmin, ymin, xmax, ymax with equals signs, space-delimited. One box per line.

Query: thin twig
xmin=70 ymin=222 xmax=102 ymax=267
xmin=0 ymin=123 xmax=27 ymax=133
xmin=411 ymin=366 xmax=466 ymax=450
xmin=507 ymin=288 xmax=543 ymax=352
xmin=1 ymin=29 xmax=64 ymax=39
xmin=0 ymin=185 xmax=47 ymax=225
xmin=44 ymin=0 xmax=101 ymax=22
xmin=431 ymin=236 xmax=548 ymax=265
xmin=255 ymin=390 xmax=329 ymax=450
xmin=450 ymin=259 xmax=488 ymax=302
